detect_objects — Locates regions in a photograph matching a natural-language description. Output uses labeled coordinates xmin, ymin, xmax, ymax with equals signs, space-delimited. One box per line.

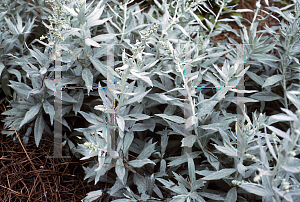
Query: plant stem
xmin=208 ymin=0 xmax=226 ymax=38
xmin=120 ymin=0 xmax=128 ymax=44
xmin=155 ymin=0 xmax=182 ymax=60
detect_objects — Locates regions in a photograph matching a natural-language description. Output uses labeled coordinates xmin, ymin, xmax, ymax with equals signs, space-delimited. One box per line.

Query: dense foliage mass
xmin=0 ymin=0 xmax=300 ymax=201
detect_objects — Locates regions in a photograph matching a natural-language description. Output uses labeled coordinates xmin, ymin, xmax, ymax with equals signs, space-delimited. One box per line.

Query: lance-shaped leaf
xmin=82 ymin=190 xmax=103 ymax=202
xmin=128 ymin=159 xmax=156 ymax=168
xmin=34 ymin=112 xmax=45 ymax=147
xmin=225 ymin=187 xmax=237 ymax=202
xmin=155 ymin=114 xmax=186 ymax=124
xmin=239 ymin=183 xmax=273 ymax=196
xmin=8 ymin=80 xmax=32 ymax=97
xmin=82 ymin=67 xmax=93 ymax=96
xmin=250 ymin=91 xmax=282 ymax=101
xmin=181 ymin=135 xmax=197 ymax=147
xmin=116 ymin=158 xmax=125 ymax=182
xmin=262 ymin=75 xmax=283 ymax=88
xmin=263 ymin=123 xmax=292 ymax=141
xmin=138 ymin=141 xmax=156 ymax=160
xmin=124 ymin=89 xmax=151 ymax=105
xmin=116 ymin=115 xmax=125 ymax=132
xmin=201 ymin=168 xmax=236 ymax=180
xmin=85 ymin=38 xmax=101 ymax=48
xmin=130 ymin=70 xmax=153 ymax=87
xmin=19 ymin=103 xmax=42 ymax=129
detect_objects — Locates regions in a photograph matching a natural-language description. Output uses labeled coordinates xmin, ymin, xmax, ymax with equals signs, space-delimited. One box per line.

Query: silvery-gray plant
xmin=0 ymin=0 xmax=300 ymax=201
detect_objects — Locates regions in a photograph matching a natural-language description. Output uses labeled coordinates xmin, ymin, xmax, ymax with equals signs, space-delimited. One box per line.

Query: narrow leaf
xmin=124 ymin=89 xmax=151 ymax=105
xmin=202 ymin=168 xmax=236 ymax=180
xmin=155 ymin=114 xmax=185 ymax=124
xmin=128 ymin=159 xmax=155 ymax=168
xmin=85 ymin=38 xmax=101 ymax=48
xmin=239 ymin=183 xmax=273 ymax=196
xmin=263 ymin=124 xmax=292 ymax=141
xmin=34 ymin=113 xmax=45 ymax=147
xmin=19 ymin=103 xmax=42 ymax=129
xmin=82 ymin=67 xmax=93 ymax=96
xmin=181 ymin=135 xmax=197 ymax=147
xmin=116 ymin=115 xmax=125 ymax=132
xmin=262 ymin=75 xmax=283 ymax=88
xmin=43 ymin=100 xmax=54 ymax=126
xmin=116 ymin=158 xmax=125 ymax=182
xmin=225 ymin=187 xmax=237 ymax=202
xmin=250 ymin=91 xmax=282 ymax=101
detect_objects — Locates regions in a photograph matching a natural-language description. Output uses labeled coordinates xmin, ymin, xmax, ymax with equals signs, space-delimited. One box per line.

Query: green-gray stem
xmin=208 ymin=0 xmax=226 ymax=38
xmin=120 ymin=1 xmax=128 ymax=44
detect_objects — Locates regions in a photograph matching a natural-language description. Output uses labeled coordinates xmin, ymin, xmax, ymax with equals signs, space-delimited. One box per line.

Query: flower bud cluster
xmin=232 ymin=180 xmax=243 ymax=185
xmin=253 ymin=175 xmax=261 ymax=182
xmin=184 ymin=0 xmax=201 ymax=12
xmin=115 ymin=68 xmax=122 ymax=76
xmin=132 ymin=44 xmax=145 ymax=55
xmin=43 ymin=0 xmax=73 ymax=43
xmin=256 ymin=113 xmax=265 ymax=128
xmin=40 ymin=35 xmax=48 ymax=40
xmin=84 ymin=142 xmax=104 ymax=152
xmin=128 ymin=58 xmax=134 ymax=68
xmin=159 ymin=41 xmax=168 ymax=49
xmin=140 ymin=23 xmax=159 ymax=42
xmin=124 ymin=58 xmax=129 ymax=65
xmin=67 ymin=49 xmax=73 ymax=55
xmin=245 ymin=153 xmax=257 ymax=161
xmin=159 ymin=40 xmax=173 ymax=56
xmin=253 ymin=171 xmax=264 ymax=182
xmin=281 ymin=179 xmax=290 ymax=192
xmin=137 ymin=59 xmax=143 ymax=67
xmin=78 ymin=0 xmax=84 ymax=8
xmin=244 ymin=123 xmax=252 ymax=137
xmin=287 ymin=151 xmax=296 ymax=157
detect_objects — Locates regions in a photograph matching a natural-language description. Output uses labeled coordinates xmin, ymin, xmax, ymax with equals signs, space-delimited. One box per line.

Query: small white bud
xmin=288 ymin=151 xmax=296 ymax=156
xmin=253 ymin=176 xmax=260 ymax=182
xmin=296 ymin=110 xmax=300 ymax=117
xmin=256 ymin=1 xmax=261 ymax=9
xmin=124 ymin=58 xmax=128 ymax=64
xmin=84 ymin=142 xmax=92 ymax=148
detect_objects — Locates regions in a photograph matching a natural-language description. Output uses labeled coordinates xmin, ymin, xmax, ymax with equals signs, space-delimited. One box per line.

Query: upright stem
xmin=120 ymin=0 xmax=128 ymax=44
xmin=208 ymin=0 xmax=225 ymax=38
xmin=282 ymin=55 xmax=288 ymax=110
xmin=155 ymin=19 xmax=179 ymax=60
xmin=155 ymin=1 xmax=183 ymax=60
